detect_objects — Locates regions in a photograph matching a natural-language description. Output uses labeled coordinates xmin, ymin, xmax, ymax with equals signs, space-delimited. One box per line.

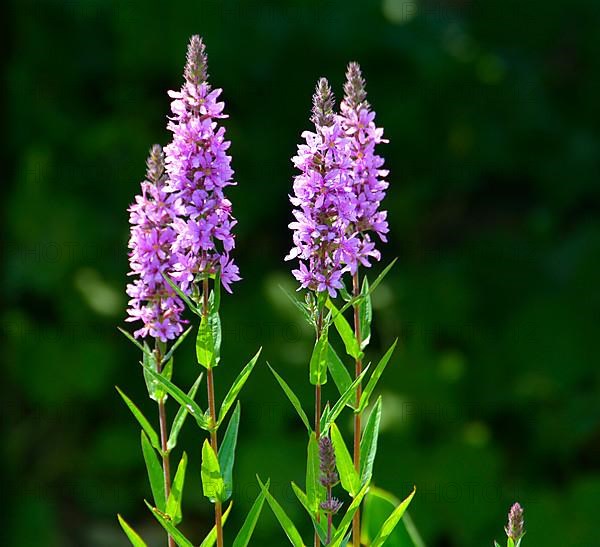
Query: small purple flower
xmin=165 ymin=35 xmax=240 ymax=293
xmin=286 ymin=78 xmax=355 ymax=297
xmin=340 ymin=62 xmax=389 ymax=274
xmin=320 ymin=497 xmax=343 ymax=515
xmin=126 ymin=145 xmax=186 ymax=342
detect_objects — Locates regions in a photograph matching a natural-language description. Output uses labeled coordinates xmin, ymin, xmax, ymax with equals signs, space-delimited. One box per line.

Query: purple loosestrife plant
xmin=118 ymin=37 xmax=264 ymax=547
xmin=264 ymin=70 xmax=415 ymax=547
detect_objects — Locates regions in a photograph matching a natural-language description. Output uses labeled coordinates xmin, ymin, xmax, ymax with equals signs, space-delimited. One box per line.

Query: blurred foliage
xmin=3 ymin=0 xmax=600 ymax=545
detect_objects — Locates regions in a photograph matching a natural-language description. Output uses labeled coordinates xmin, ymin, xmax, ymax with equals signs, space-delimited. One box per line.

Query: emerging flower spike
xmin=318 ymin=436 xmax=340 ymax=488
xmin=505 ymin=502 xmax=525 ymax=541
xmin=340 ymin=62 xmax=389 ymax=274
xmin=165 ymin=35 xmax=240 ymax=293
xmin=126 ymin=145 xmax=186 ymax=342
xmin=286 ymin=78 xmax=355 ymax=297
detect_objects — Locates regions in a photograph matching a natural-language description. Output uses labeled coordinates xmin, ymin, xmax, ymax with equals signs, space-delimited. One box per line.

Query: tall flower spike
xmin=165 ymin=35 xmax=240 ymax=293
xmin=505 ymin=502 xmax=525 ymax=541
xmin=318 ymin=436 xmax=339 ymax=488
xmin=126 ymin=145 xmax=186 ymax=342
xmin=340 ymin=62 xmax=389 ymax=274
xmin=286 ymin=78 xmax=356 ymax=297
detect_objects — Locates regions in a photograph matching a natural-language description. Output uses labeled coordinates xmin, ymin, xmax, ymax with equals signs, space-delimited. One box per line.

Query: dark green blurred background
xmin=4 ymin=0 xmax=600 ymax=545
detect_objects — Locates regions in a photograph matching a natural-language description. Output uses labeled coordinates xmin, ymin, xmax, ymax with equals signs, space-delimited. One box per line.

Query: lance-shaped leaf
xmin=218 ymin=348 xmax=261 ymax=426
xmin=116 ymin=387 xmax=161 ymax=452
xmin=145 ymin=501 xmax=194 ymax=547
xmin=327 ymin=343 xmax=353 ymax=399
xmin=330 ymin=423 xmax=360 ymax=497
xmin=196 ymin=314 xmax=216 ymax=369
xmin=370 ymin=487 xmax=416 ymax=547
xmin=306 ymin=432 xmax=325 ymax=514
xmin=141 ymin=431 xmax=165 ymax=512
xmin=161 ymin=326 xmax=193 ymax=365
xmin=309 ymin=329 xmax=328 ymax=386
xmin=258 ymin=476 xmax=305 ymax=547
xmin=232 ymin=481 xmax=269 ymax=547
xmin=118 ymin=515 xmax=148 ymax=547
xmin=201 ymin=439 xmax=225 ymax=503
xmin=326 ymin=300 xmax=361 ymax=360
xmin=142 ymin=366 xmax=210 ymax=430
xmin=291 ymin=483 xmax=328 ymax=543
xmin=279 ymin=285 xmax=314 ymax=325
xmin=360 ymin=396 xmax=382 ymax=486
xmin=162 ymin=272 xmax=201 ymax=316
xmin=329 ymin=482 xmax=371 ymax=546
xmin=118 ymin=327 xmax=152 ymax=356
xmin=320 ymin=365 xmax=370 ymax=435
xmin=167 ymin=373 xmax=203 ymax=451
xmin=359 ymin=276 xmax=372 ymax=349
xmin=218 ymin=402 xmax=240 ymax=501
xmin=268 ymin=364 xmax=311 ymax=433
xmin=361 ymin=487 xmax=425 ymax=547
xmin=198 ymin=503 xmax=233 ymax=547
xmin=165 ymin=452 xmax=187 ymax=525
xmin=358 ymin=339 xmax=398 ymax=413
xmin=335 ymin=258 xmax=398 ymax=319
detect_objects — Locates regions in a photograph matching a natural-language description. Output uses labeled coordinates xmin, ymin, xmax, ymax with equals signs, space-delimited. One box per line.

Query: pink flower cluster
xmin=286 ymin=64 xmax=389 ymax=297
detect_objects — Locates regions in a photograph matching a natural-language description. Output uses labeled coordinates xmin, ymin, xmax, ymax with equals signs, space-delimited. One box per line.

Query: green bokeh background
xmin=4 ymin=0 xmax=599 ymax=545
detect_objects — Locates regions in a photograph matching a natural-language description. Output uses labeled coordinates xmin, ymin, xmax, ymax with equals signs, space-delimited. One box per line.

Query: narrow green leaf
xmin=118 ymin=327 xmax=152 ymax=356
xmin=118 ymin=515 xmax=148 ymax=547
xmin=167 ymin=373 xmax=203 ymax=451
xmin=218 ymin=348 xmax=261 ymax=425
xmin=211 ymin=269 xmax=222 ymax=313
xmin=209 ymin=309 xmax=221 ymax=366
xmin=198 ymin=503 xmax=233 ymax=547
xmin=494 ymin=542 xmax=502 ymax=547
xmin=327 ymin=343 xmax=352 ymax=397
xmin=358 ymin=339 xmax=398 ymax=413
xmin=268 ymin=364 xmax=311 ymax=433
xmin=140 ymin=431 xmax=165 ymax=512
xmin=291 ymin=483 xmax=328 ymax=543
xmin=196 ymin=314 xmax=215 ymax=368
xmin=161 ymin=326 xmax=193 ymax=365
xmin=309 ymin=330 xmax=328 ymax=386
xmin=359 ymin=276 xmax=372 ymax=349
xmin=218 ymin=402 xmax=240 ymax=501
xmin=279 ymin=285 xmax=314 ymax=324
xmin=201 ymin=439 xmax=225 ymax=503
xmin=330 ymin=482 xmax=370 ymax=546
xmin=145 ymin=502 xmax=194 ymax=547
xmin=327 ymin=300 xmax=361 ymax=359
xmin=165 ymin=452 xmax=187 ymax=525
xmin=320 ymin=365 xmax=370 ymax=435
xmin=360 ymin=397 xmax=382 ymax=485
xmin=116 ymin=387 xmax=161 ymax=451
xmin=335 ymin=258 xmax=398 ymax=319
xmin=142 ymin=367 xmax=209 ymax=430
xmin=330 ymin=424 xmax=360 ymax=496
xmin=305 ymin=432 xmax=324 ymax=513
xmin=162 ymin=273 xmax=201 ymax=316
xmin=232 ymin=482 xmax=269 ymax=547
xmin=371 ymin=487 xmax=416 ymax=547
xmin=258 ymin=477 xmax=305 ymax=547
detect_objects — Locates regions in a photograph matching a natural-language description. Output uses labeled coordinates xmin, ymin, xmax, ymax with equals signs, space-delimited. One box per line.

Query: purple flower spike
xmin=505 ymin=502 xmax=525 ymax=541
xmin=340 ymin=62 xmax=389 ymax=274
xmin=286 ymin=78 xmax=355 ymax=298
xmin=318 ymin=436 xmax=339 ymax=488
xmin=126 ymin=145 xmax=186 ymax=342
xmin=165 ymin=35 xmax=240 ymax=293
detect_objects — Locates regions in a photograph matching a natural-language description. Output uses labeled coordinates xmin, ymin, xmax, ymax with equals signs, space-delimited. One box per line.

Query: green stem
xmin=352 ymin=272 xmax=363 ymax=547
xmin=155 ymin=342 xmax=175 ymax=547
xmin=202 ymin=277 xmax=224 ymax=547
